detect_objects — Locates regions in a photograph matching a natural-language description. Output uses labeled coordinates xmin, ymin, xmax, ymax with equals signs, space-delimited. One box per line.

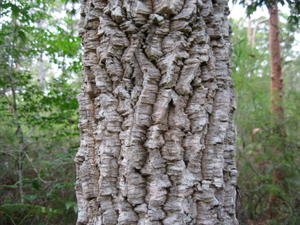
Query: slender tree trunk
xmin=269 ymin=4 xmax=284 ymax=124
xmin=75 ymin=1 xmax=238 ymax=224
xmin=11 ymin=84 xmax=25 ymax=204
xmin=268 ymin=3 xmax=285 ymax=218
xmin=247 ymin=19 xmax=268 ymax=48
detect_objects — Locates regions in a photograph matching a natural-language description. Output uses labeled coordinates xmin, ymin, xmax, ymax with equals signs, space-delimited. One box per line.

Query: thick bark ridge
xmin=75 ymin=0 xmax=238 ymax=224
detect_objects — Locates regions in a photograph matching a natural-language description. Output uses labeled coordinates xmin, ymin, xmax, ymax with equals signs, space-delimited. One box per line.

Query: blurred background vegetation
xmin=231 ymin=17 xmax=300 ymax=224
xmin=0 ymin=0 xmax=81 ymax=224
xmin=0 ymin=0 xmax=299 ymax=224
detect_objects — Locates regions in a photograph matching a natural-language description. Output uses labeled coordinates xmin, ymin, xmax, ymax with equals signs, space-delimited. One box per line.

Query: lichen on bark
xmin=75 ymin=0 xmax=238 ymax=224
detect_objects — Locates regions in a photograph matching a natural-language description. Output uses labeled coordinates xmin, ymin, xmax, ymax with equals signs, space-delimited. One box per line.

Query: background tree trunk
xmin=269 ymin=4 xmax=284 ymax=124
xmin=268 ymin=3 xmax=285 ymax=218
xmin=75 ymin=0 xmax=238 ymax=224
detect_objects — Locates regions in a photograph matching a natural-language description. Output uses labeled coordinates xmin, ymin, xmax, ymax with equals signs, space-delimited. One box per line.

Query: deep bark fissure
xmin=76 ymin=0 xmax=237 ymax=224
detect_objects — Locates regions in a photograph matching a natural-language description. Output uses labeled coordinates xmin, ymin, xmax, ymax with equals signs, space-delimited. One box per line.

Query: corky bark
xmin=75 ymin=0 xmax=238 ymax=224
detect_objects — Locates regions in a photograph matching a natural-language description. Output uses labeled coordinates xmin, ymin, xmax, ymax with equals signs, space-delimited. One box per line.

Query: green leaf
xmin=0 ymin=185 xmax=17 ymax=189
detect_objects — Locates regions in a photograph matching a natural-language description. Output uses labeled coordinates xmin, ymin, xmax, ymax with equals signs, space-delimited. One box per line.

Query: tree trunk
xmin=268 ymin=3 xmax=285 ymax=218
xmin=75 ymin=0 xmax=238 ymax=224
xmin=269 ymin=4 xmax=284 ymax=124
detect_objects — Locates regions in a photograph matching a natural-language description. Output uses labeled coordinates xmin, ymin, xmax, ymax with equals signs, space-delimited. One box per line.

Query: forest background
xmin=0 ymin=0 xmax=299 ymax=224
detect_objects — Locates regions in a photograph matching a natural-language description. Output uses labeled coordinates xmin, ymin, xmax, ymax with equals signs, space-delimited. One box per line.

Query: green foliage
xmin=0 ymin=203 xmax=63 ymax=225
xmin=0 ymin=0 xmax=81 ymax=224
xmin=233 ymin=0 xmax=300 ymax=27
xmin=231 ymin=18 xmax=300 ymax=224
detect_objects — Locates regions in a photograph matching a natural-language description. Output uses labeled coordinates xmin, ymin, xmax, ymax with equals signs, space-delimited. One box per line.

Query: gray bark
xmin=75 ymin=0 xmax=238 ymax=224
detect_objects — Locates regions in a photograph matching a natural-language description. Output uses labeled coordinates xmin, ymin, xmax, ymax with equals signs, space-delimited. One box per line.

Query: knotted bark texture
xmin=75 ymin=0 xmax=238 ymax=224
